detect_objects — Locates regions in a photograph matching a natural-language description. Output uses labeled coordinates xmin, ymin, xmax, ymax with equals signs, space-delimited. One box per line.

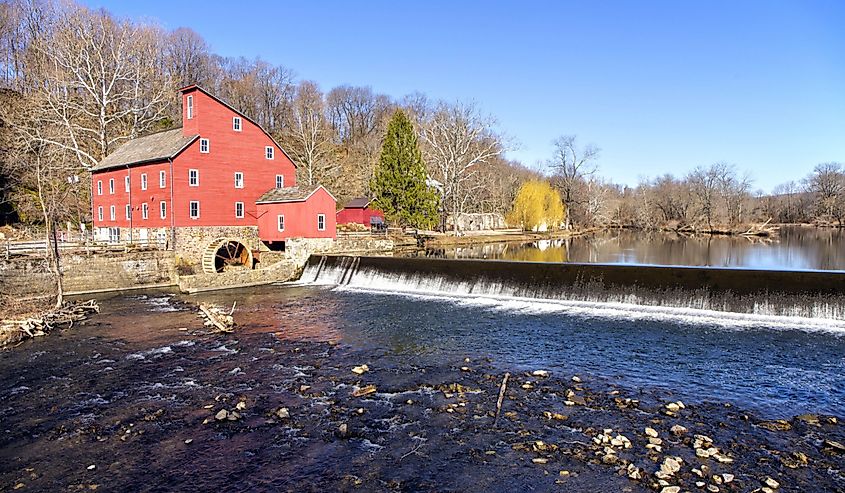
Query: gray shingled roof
xmin=91 ymin=128 xmax=198 ymax=171
xmin=344 ymin=197 xmax=371 ymax=209
xmin=256 ymin=184 xmax=324 ymax=204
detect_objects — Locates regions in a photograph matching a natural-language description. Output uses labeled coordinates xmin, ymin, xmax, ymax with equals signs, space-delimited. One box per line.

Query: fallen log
xmin=198 ymin=303 xmax=234 ymax=333
xmin=493 ymin=372 xmax=510 ymax=428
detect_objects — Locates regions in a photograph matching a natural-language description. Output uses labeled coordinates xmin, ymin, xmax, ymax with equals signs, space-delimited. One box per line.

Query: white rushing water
xmin=295 ymin=256 xmax=845 ymax=335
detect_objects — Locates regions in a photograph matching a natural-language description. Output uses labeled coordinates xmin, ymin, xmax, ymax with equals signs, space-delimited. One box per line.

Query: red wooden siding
xmin=336 ymin=206 xmax=385 ymax=226
xmin=92 ymin=86 xmax=298 ymax=230
xmin=257 ymin=187 xmax=337 ymax=242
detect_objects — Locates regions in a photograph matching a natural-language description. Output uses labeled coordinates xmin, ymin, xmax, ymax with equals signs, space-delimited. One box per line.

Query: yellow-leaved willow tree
xmin=507 ymin=180 xmax=565 ymax=231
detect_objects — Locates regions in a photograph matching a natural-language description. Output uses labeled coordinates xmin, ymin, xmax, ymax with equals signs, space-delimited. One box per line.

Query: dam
xmin=303 ymin=254 xmax=845 ymax=327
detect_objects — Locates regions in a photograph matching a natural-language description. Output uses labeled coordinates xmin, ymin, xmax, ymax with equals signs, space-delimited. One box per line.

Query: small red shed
xmin=256 ymin=185 xmax=337 ymax=247
xmin=336 ymin=197 xmax=385 ymax=227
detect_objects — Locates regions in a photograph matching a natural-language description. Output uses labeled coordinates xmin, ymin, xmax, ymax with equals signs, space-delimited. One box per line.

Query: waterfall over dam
xmin=302 ymin=255 xmax=845 ymax=324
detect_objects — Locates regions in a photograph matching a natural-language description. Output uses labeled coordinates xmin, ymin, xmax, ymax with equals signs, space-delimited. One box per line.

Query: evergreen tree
xmin=371 ymin=109 xmax=439 ymax=228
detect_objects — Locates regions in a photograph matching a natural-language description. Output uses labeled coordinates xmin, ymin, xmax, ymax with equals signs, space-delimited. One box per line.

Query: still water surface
xmin=415 ymin=226 xmax=845 ymax=271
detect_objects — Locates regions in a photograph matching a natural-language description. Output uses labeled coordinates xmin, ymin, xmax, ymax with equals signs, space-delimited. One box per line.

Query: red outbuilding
xmin=256 ymin=185 xmax=337 ymax=248
xmin=336 ymin=197 xmax=385 ymax=227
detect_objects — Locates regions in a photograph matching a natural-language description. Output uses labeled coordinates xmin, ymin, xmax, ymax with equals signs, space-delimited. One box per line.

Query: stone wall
xmin=0 ymin=250 xmax=177 ymax=296
xmin=284 ymin=237 xmax=394 ymax=264
xmin=448 ymin=212 xmax=507 ymax=231
xmin=177 ymin=259 xmax=299 ymax=293
xmin=62 ymin=250 xmax=176 ymax=293
xmin=173 ymin=226 xmax=260 ymax=266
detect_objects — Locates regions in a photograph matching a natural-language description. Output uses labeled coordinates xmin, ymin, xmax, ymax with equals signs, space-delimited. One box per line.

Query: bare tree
xmin=283 ymin=81 xmax=336 ymax=187
xmin=805 ymin=162 xmax=845 ymax=226
xmin=421 ymin=101 xmax=504 ymax=232
xmin=547 ymin=135 xmax=599 ymax=229
xmin=29 ymin=3 xmax=171 ymax=167
xmin=1 ymin=92 xmax=80 ymax=307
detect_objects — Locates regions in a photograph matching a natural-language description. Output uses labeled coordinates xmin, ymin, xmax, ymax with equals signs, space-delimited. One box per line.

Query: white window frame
xmin=160 ymin=201 xmax=166 ymax=219
xmin=109 ymin=205 xmax=115 ymax=221
xmin=108 ymin=227 xmax=120 ymax=244
xmin=97 ymin=206 xmax=103 ymax=222
xmin=140 ymin=173 xmax=148 ymax=191
xmin=233 ymin=117 xmax=242 ymax=131
xmin=234 ymin=172 xmax=244 ymax=189
xmin=235 ymin=202 xmax=244 ymax=218
xmin=124 ymin=175 xmax=130 ymax=192
xmin=142 ymin=203 xmax=149 ymax=220
xmin=189 ymin=201 xmax=200 ymax=219
xmin=125 ymin=204 xmax=131 ymax=220
xmin=275 ymin=175 xmax=284 ymax=188
xmin=265 ymin=146 xmax=274 ymax=160
xmin=189 ymin=169 xmax=199 ymax=187
xmin=186 ymin=95 xmax=194 ymax=119
xmin=159 ymin=170 xmax=166 ymax=188
xmin=200 ymin=138 xmax=209 ymax=153
xmin=97 ymin=180 xmax=102 ymax=196
xmin=317 ymin=214 xmax=326 ymax=231
xmin=277 ymin=215 xmax=285 ymax=231
xmin=108 ymin=178 xmax=115 ymax=194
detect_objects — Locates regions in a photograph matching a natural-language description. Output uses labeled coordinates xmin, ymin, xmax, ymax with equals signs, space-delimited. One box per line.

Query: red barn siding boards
xmin=92 ymin=85 xmax=298 ymax=238
xmin=256 ymin=186 xmax=337 ymax=242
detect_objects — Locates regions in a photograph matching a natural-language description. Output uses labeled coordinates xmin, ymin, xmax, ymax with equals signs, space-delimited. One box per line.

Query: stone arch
xmin=201 ymin=238 xmax=254 ymax=274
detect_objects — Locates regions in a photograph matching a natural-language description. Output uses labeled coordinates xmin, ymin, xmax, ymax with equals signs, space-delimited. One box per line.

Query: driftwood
xmin=199 ymin=302 xmax=235 ymax=332
xmin=493 ymin=372 xmax=510 ymax=427
xmin=1 ymin=299 xmax=99 ymax=348
xmin=741 ymin=218 xmax=778 ymax=237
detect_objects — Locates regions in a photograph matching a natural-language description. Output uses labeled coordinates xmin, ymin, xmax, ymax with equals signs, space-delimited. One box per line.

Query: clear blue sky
xmin=84 ymin=0 xmax=844 ymax=192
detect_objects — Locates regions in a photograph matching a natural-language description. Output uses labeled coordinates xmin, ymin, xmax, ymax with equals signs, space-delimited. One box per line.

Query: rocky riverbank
xmin=1 ymin=302 xmax=842 ymax=492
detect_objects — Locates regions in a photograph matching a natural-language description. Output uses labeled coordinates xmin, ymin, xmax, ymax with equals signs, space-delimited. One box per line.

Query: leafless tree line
xmin=549 ymin=142 xmax=845 ymax=231
xmin=0 ymin=0 xmax=533 ymax=231
xmin=0 ymin=0 xmax=839 ymax=237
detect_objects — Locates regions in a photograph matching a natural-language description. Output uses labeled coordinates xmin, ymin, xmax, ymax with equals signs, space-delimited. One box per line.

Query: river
xmin=411 ymin=225 xmax=845 ymax=271
xmin=2 ymin=228 xmax=844 ymax=491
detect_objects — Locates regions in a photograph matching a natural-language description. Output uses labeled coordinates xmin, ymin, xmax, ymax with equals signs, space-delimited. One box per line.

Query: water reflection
xmin=414 ymin=226 xmax=845 ymax=271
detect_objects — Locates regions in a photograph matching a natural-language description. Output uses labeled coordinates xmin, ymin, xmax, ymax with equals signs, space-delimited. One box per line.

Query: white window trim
xmin=124 ymin=175 xmax=130 ymax=192
xmin=159 ymin=170 xmax=166 ymax=188
xmin=140 ymin=173 xmax=148 ymax=191
xmin=108 ymin=178 xmax=115 ymax=194
xmin=317 ymin=213 xmax=326 ymax=231
xmin=186 ymin=95 xmax=194 ymax=119
xmin=200 ymin=138 xmax=210 ymax=154
xmin=234 ymin=172 xmax=244 ymax=189
xmin=235 ymin=202 xmax=244 ymax=218
xmin=233 ymin=117 xmax=242 ymax=132
xmin=97 ymin=180 xmax=102 ymax=196
xmin=160 ymin=201 xmax=166 ymax=219
xmin=275 ymin=175 xmax=284 ymax=188
xmin=189 ymin=169 xmax=199 ymax=187
xmin=265 ymin=146 xmax=274 ymax=160
xmin=277 ymin=214 xmax=285 ymax=232
xmin=97 ymin=206 xmax=103 ymax=222
xmin=125 ymin=204 xmax=131 ymax=220
xmin=189 ymin=201 xmax=200 ymax=219
xmin=109 ymin=205 xmax=115 ymax=221
xmin=142 ymin=203 xmax=149 ymax=220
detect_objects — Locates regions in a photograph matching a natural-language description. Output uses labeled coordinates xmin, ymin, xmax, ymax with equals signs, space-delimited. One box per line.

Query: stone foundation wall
xmin=174 ymin=226 xmax=260 ymax=266
xmin=0 ymin=250 xmax=177 ymax=297
xmin=62 ymin=250 xmax=176 ymax=293
xmin=284 ymin=236 xmax=394 ymax=264
xmin=177 ymin=259 xmax=299 ymax=292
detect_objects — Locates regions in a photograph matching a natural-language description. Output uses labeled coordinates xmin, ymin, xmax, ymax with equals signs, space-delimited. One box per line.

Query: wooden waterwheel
xmin=201 ymin=238 xmax=254 ymax=274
